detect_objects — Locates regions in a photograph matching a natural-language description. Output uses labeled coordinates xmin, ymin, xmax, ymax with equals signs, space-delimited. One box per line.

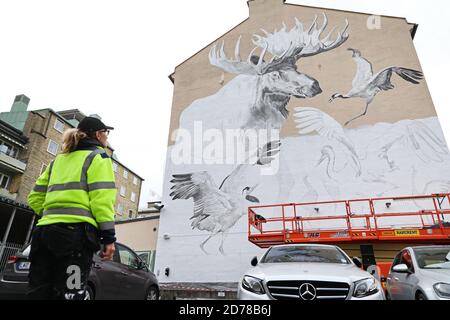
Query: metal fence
xmin=0 ymin=242 xmax=23 ymax=273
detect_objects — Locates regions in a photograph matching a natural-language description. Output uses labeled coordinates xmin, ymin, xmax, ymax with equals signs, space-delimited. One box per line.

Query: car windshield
xmin=413 ymin=247 xmax=450 ymax=269
xmin=261 ymin=246 xmax=350 ymax=264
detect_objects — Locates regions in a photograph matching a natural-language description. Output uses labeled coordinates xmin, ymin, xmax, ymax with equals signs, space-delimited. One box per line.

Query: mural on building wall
xmin=178 ymin=13 xmax=349 ymax=134
xmin=162 ymin=11 xmax=450 ymax=275
xmin=169 ymin=141 xmax=280 ymax=254
xmin=329 ymin=48 xmax=424 ymax=126
xmin=173 ymin=13 xmax=351 ymax=222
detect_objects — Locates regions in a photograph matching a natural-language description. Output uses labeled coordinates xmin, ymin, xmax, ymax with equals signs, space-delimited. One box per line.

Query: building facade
xmin=0 ymin=117 xmax=28 ymax=201
xmin=0 ymin=95 xmax=143 ymax=220
xmin=156 ymin=0 xmax=450 ymax=286
xmin=115 ymin=202 xmax=162 ymax=271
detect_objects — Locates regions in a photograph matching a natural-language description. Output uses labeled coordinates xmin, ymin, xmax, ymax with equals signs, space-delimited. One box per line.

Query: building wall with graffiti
xmin=155 ymin=0 xmax=450 ymax=283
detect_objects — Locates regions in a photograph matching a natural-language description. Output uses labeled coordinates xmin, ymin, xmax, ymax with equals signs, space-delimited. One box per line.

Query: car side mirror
xmin=392 ymin=264 xmax=410 ymax=273
xmin=352 ymin=257 xmax=362 ymax=268
xmin=251 ymin=256 xmax=258 ymax=266
xmin=138 ymin=260 xmax=147 ymax=270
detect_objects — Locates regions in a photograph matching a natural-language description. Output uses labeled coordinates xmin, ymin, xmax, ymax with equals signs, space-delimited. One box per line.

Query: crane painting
xmin=329 ymin=48 xmax=424 ymax=126
xmin=170 ymin=141 xmax=281 ymax=254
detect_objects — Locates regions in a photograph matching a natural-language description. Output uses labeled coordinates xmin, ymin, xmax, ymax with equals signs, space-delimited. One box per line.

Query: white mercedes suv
xmin=238 ymin=244 xmax=384 ymax=300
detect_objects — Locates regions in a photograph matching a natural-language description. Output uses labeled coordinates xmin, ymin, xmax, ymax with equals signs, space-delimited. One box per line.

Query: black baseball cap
xmin=77 ymin=116 xmax=114 ymax=133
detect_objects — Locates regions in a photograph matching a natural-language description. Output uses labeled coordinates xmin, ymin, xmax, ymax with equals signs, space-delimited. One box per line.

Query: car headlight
xmin=242 ymin=275 xmax=265 ymax=295
xmin=433 ymin=283 xmax=450 ymax=299
xmin=353 ymin=277 xmax=378 ymax=298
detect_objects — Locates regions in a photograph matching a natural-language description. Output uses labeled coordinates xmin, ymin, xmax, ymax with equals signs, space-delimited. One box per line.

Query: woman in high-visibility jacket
xmin=27 ymin=116 xmax=117 ymax=300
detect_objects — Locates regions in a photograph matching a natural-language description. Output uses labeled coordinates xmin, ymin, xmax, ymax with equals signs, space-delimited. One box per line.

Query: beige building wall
xmin=169 ymin=0 xmax=433 ymax=141
xmin=116 ymin=216 xmax=160 ymax=270
xmin=115 ymin=218 xmax=160 ymax=251
xmin=156 ymin=0 xmax=450 ymax=283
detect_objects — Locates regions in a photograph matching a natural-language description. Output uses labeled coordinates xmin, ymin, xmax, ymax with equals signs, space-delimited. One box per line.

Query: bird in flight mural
xmin=329 ymin=48 xmax=424 ymax=126
xmin=169 ymin=140 xmax=281 ymax=255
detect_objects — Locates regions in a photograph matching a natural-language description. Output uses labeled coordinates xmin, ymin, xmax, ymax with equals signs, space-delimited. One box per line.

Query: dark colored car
xmin=0 ymin=242 xmax=159 ymax=300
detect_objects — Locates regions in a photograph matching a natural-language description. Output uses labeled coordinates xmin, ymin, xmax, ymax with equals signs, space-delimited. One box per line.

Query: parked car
xmin=386 ymin=245 xmax=450 ymax=300
xmin=0 ymin=242 xmax=159 ymax=300
xmin=238 ymin=244 xmax=384 ymax=300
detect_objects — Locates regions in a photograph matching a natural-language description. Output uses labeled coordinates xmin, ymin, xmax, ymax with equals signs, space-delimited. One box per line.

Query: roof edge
xmin=168 ymin=1 xmax=419 ymax=82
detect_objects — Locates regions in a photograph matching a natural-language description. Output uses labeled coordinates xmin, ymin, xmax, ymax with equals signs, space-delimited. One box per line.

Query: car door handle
xmin=120 ymin=271 xmax=129 ymax=276
xmin=93 ymin=263 xmax=102 ymax=269
xmin=393 ymin=276 xmax=400 ymax=281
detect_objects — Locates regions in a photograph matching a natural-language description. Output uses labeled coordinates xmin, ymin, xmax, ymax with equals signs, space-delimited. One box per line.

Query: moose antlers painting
xmin=178 ymin=13 xmax=349 ymax=134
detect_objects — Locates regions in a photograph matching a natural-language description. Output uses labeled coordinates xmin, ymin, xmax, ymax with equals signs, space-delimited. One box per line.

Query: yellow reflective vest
xmin=28 ymin=147 xmax=117 ymax=235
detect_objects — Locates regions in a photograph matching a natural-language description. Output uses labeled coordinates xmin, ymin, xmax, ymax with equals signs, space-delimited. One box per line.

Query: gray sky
xmin=0 ymin=0 xmax=449 ymax=208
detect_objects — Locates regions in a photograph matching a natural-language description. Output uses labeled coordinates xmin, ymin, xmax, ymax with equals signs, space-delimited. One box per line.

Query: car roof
xmin=408 ymin=245 xmax=450 ymax=250
xmin=269 ymin=244 xmax=339 ymax=249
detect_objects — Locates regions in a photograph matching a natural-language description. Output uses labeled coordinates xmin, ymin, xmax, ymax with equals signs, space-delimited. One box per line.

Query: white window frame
xmin=0 ymin=173 xmax=11 ymax=189
xmin=116 ymin=203 xmax=124 ymax=215
xmin=131 ymin=192 xmax=136 ymax=203
xmin=123 ymin=169 xmax=128 ymax=179
xmin=47 ymin=140 xmax=59 ymax=155
xmin=120 ymin=186 xmax=126 ymax=197
xmin=133 ymin=176 xmax=138 ymax=185
xmin=54 ymin=118 xmax=65 ymax=133
xmin=40 ymin=163 xmax=48 ymax=175
xmin=112 ymin=162 xmax=118 ymax=173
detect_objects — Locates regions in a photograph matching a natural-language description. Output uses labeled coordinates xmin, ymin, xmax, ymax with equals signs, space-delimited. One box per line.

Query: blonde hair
xmin=62 ymin=128 xmax=88 ymax=153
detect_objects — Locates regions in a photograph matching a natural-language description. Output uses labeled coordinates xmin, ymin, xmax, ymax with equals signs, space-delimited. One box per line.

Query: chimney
xmin=0 ymin=94 xmax=30 ymax=130
xmin=247 ymin=0 xmax=285 ymax=16
xmin=11 ymin=94 xmax=30 ymax=112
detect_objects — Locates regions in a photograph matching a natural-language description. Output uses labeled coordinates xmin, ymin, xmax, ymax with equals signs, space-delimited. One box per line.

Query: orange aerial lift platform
xmin=248 ymin=193 xmax=450 ymax=248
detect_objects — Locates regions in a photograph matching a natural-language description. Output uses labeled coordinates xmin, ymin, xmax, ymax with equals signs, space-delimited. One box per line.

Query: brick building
xmin=0 ymin=94 xmax=143 ymax=220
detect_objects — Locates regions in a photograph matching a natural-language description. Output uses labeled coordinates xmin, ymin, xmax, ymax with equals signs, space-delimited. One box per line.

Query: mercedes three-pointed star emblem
xmin=299 ymin=283 xmax=317 ymax=300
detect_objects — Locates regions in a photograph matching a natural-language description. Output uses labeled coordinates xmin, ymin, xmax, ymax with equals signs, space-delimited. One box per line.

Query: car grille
xmin=266 ymin=280 xmax=350 ymax=300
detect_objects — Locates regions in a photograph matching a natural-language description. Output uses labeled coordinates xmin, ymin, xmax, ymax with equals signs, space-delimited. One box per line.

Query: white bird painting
xmin=169 ymin=141 xmax=281 ymax=255
xmin=294 ymin=107 xmax=361 ymax=178
xmin=329 ymin=48 xmax=424 ymax=126
xmin=369 ymin=120 xmax=449 ymax=171
xmin=293 ymin=107 xmax=401 ymax=199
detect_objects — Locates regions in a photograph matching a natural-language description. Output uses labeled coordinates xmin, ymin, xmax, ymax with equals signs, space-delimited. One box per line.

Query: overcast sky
xmin=0 ymin=0 xmax=449 ymax=208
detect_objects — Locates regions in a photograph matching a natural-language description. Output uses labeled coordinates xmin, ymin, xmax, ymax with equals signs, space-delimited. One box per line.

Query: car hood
xmin=419 ymin=268 xmax=450 ymax=282
xmin=246 ymin=263 xmax=372 ymax=284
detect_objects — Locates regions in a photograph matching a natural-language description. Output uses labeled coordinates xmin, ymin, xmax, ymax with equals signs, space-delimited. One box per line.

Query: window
xmin=413 ymin=247 xmax=450 ymax=269
xmin=112 ymin=162 xmax=118 ymax=173
xmin=131 ymin=192 xmax=136 ymax=203
xmin=400 ymin=250 xmax=415 ymax=272
xmin=391 ymin=253 xmax=402 ymax=270
xmin=133 ymin=176 xmax=138 ymax=185
xmin=54 ymin=118 xmax=65 ymax=133
xmin=0 ymin=140 xmax=18 ymax=159
xmin=123 ymin=169 xmax=128 ymax=179
xmin=40 ymin=163 xmax=48 ymax=175
xmin=120 ymin=186 xmax=126 ymax=197
xmin=0 ymin=173 xmax=10 ymax=189
xmin=47 ymin=140 xmax=59 ymax=155
xmin=116 ymin=203 xmax=124 ymax=215
xmin=261 ymin=245 xmax=350 ymax=264
xmin=117 ymin=244 xmax=140 ymax=269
